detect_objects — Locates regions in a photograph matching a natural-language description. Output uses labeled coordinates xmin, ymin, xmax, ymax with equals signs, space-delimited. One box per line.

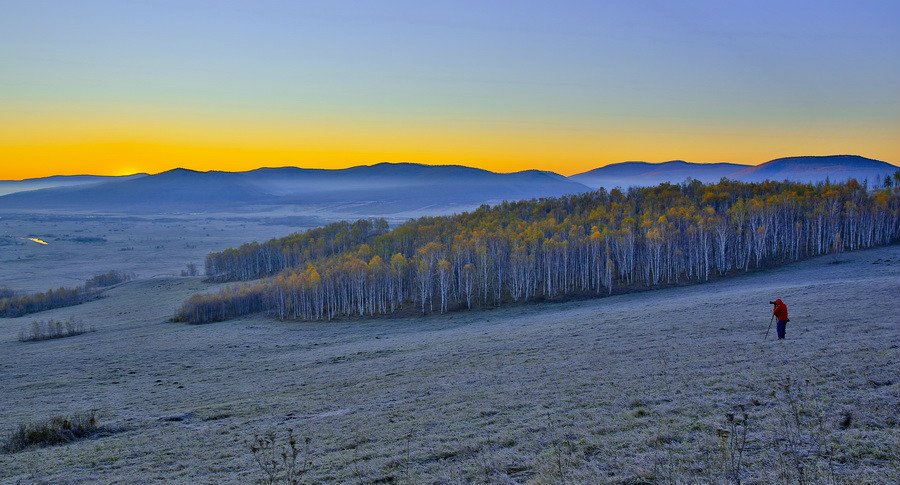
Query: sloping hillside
xmin=0 ymin=174 xmax=147 ymax=197
xmin=731 ymin=155 xmax=897 ymax=183
xmin=1 ymin=243 xmax=896 ymax=484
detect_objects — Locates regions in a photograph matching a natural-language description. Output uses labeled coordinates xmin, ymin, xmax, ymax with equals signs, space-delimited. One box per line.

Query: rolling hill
xmin=730 ymin=155 xmax=898 ymax=184
xmin=571 ymin=155 xmax=898 ymax=189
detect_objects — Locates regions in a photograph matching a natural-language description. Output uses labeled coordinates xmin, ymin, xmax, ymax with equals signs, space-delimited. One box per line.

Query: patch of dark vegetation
xmin=180 ymin=263 xmax=200 ymax=277
xmin=84 ymin=270 xmax=131 ymax=290
xmin=202 ymin=412 xmax=232 ymax=421
xmin=159 ymin=412 xmax=194 ymax=422
xmin=257 ymin=215 xmax=322 ymax=227
xmin=867 ymin=379 xmax=893 ymax=388
xmin=64 ymin=236 xmax=107 ymax=243
xmin=0 ymin=270 xmax=130 ymax=318
xmin=2 ymin=410 xmax=107 ymax=453
xmin=0 ymin=286 xmax=15 ymax=299
xmin=839 ymin=411 xmax=853 ymax=429
xmin=18 ymin=317 xmax=95 ymax=342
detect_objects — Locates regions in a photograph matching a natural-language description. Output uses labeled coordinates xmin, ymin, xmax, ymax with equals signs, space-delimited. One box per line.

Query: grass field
xmin=1 ymin=243 xmax=897 ymax=484
xmin=0 ymin=211 xmax=318 ymax=293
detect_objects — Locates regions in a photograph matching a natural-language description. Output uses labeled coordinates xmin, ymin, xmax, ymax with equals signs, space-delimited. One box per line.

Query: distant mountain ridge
xmin=1 ymin=156 xmax=897 ymax=214
xmin=570 ymin=160 xmax=750 ymax=188
xmin=570 ymin=155 xmax=898 ymax=189
xmin=0 ymin=162 xmax=593 ymax=214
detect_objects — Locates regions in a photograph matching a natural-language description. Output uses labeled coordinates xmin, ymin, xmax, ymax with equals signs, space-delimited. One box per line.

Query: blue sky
xmin=1 ymin=0 xmax=898 ymax=177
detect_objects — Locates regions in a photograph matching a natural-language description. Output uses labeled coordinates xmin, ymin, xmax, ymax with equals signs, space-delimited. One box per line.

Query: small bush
xmin=181 ymin=263 xmax=200 ymax=277
xmin=18 ymin=318 xmax=94 ymax=342
xmin=84 ymin=270 xmax=131 ymax=290
xmin=3 ymin=411 xmax=101 ymax=453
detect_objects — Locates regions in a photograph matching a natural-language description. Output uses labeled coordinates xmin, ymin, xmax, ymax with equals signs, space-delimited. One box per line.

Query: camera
xmin=769 ymin=301 xmax=776 ymax=305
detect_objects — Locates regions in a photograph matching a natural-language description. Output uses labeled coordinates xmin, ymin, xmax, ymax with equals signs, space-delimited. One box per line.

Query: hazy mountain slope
xmin=4 ymin=156 xmax=896 ymax=213
xmin=0 ymin=174 xmax=147 ymax=197
xmin=731 ymin=155 xmax=898 ymax=184
xmin=0 ymin=169 xmax=268 ymax=210
xmin=261 ymin=164 xmax=593 ymax=209
xmin=571 ymin=155 xmax=899 ymax=188
xmin=0 ymin=163 xmax=592 ymax=214
xmin=569 ymin=160 xmax=749 ymax=188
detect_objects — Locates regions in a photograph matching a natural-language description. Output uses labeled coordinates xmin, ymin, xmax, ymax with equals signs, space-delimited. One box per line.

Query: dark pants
xmin=777 ymin=320 xmax=787 ymax=339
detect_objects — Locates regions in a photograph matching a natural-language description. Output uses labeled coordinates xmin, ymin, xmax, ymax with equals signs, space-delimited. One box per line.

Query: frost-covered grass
xmin=0 ymin=245 xmax=897 ymax=484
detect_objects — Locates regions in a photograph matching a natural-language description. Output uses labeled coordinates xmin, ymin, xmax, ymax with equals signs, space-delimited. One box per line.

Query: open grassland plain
xmin=1 ymin=245 xmax=898 ymax=484
xmin=0 ymin=211 xmax=321 ymax=293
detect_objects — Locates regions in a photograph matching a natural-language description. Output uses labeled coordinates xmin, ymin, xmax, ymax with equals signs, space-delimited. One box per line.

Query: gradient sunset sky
xmin=2 ymin=0 xmax=898 ymax=180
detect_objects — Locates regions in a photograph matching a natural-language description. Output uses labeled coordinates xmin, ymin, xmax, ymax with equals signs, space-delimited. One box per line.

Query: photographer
xmin=770 ymin=299 xmax=789 ymax=339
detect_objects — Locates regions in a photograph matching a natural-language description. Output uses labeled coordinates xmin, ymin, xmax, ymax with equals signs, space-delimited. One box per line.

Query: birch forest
xmin=176 ymin=178 xmax=900 ymax=323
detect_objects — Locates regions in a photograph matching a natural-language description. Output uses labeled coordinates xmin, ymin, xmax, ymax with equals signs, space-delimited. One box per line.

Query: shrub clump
xmin=2 ymin=411 xmax=101 ymax=453
xmin=0 ymin=270 xmax=132 ymax=318
xmin=83 ymin=270 xmax=131 ymax=290
xmin=18 ymin=318 xmax=95 ymax=342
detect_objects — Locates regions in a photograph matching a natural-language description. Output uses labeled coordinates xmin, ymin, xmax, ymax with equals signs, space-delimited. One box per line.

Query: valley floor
xmin=1 ymin=245 xmax=898 ymax=484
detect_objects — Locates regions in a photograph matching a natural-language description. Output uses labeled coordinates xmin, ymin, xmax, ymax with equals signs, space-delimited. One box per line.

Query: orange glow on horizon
xmin=1 ymin=115 xmax=898 ymax=180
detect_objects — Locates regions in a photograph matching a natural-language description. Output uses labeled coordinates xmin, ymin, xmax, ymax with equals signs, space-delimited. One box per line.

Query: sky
xmin=1 ymin=0 xmax=898 ymax=179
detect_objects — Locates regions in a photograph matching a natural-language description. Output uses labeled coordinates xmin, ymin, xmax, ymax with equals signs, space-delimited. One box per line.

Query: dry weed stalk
xmin=717 ymin=405 xmax=750 ymax=485
xmin=249 ymin=428 xmax=311 ymax=485
xmin=770 ymin=379 xmax=839 ymax=485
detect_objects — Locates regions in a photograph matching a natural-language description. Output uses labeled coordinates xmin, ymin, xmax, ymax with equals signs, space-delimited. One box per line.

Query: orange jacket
xmin=773 ymin=299 xmax=788 ymax=322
